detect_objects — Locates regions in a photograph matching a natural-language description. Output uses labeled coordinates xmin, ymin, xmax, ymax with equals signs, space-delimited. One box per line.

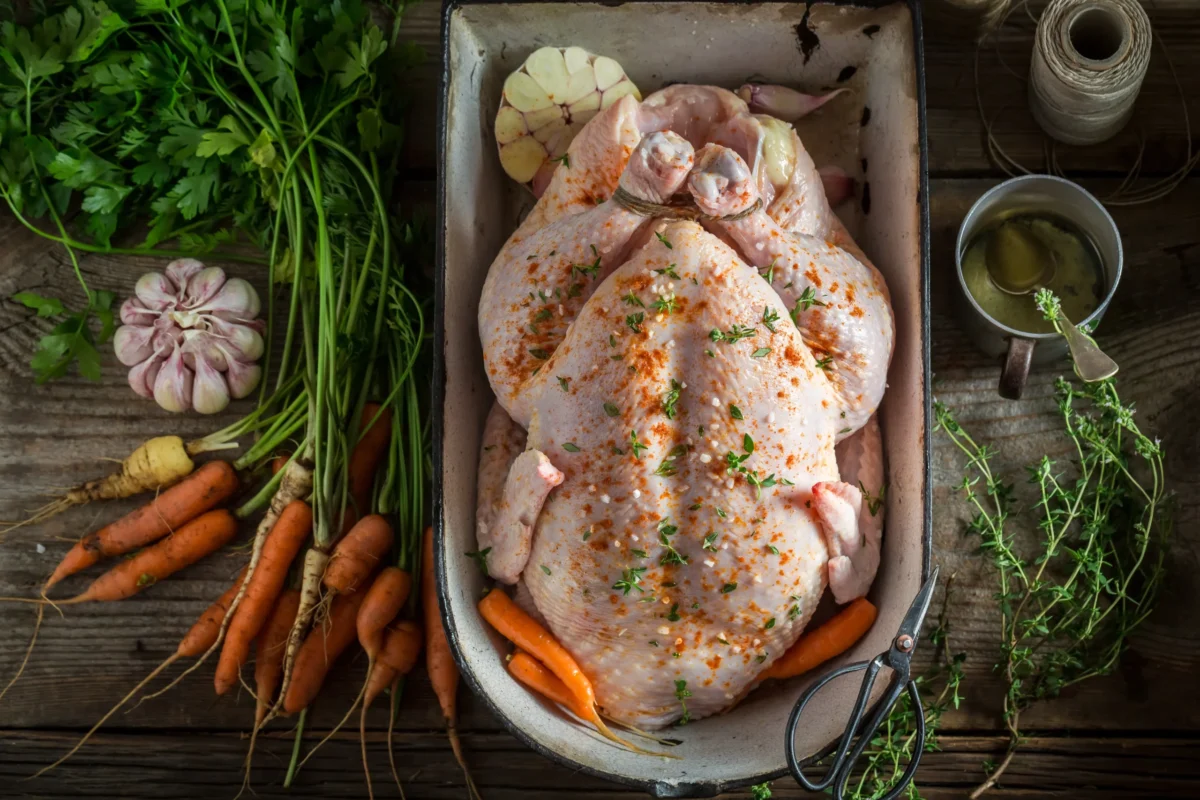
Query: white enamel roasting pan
xmin=433 ymin=2 xmax=931 ymax=795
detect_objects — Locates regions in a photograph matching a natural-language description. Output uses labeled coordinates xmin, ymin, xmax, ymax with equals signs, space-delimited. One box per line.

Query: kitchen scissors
xmin=784 ymin=566 xmax=940 ymax=800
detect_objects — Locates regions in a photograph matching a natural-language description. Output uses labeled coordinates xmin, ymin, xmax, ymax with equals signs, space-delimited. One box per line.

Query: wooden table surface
xmin=3 ymin=3 xmax=1200 ymax=798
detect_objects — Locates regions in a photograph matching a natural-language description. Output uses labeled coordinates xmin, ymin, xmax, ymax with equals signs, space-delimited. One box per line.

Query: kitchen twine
xmin=611 ymin=186 xmax=763 ymax=222
xmin=971 ymin=0 xmax=1199 ymax=206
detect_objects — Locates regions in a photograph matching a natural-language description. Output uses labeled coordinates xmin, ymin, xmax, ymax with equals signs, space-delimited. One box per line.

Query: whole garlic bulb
xmin=114 ymin=259 xmax=265 ymax=415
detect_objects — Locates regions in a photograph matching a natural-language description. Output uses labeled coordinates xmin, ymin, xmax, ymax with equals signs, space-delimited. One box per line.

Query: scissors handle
xmin=785 ymin=656 xmax=927 ymax=800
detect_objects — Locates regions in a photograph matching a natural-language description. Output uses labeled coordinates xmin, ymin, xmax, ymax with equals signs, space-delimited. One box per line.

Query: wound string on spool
xmin=975 ymin=0 xmax=1199 ymax=206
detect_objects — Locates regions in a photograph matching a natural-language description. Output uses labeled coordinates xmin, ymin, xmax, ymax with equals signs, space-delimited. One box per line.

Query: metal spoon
xmin=986 ymin=221 xmax=1118 ymax=383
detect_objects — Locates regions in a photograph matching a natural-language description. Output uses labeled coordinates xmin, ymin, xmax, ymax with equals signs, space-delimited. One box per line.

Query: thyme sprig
xmin=936 ymin=291 xmax=1171 ymax=799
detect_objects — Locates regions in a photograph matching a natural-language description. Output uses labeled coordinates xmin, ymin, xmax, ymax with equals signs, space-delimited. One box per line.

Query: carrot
xmin=508 ymin=649 xmax=589 ymax=719
xmin=31 ymin=568 xmax=246 ymax=778
xmin=422 ymin=527 xmax=481 ymax=796
xmin=2 ymin=435 xmax=207 ymax=535
xmin=761 ymin=597 xmax=878 ymax=681
xmin=241 ymin=589 xmax=302 ymax=792
xmin=45 ymin=460 xmax=239 ymax=590
xmin=478 ymin=587 xmax=660 ymax=755
xmin=271 ymin=454 xmax=290 ymax=475
xmin=349 ymin=403 xmax=392 ymax=514
xmin=323 ymin=514 xmax=394 ymax=594
xmin=282 ymin=587 xmax=369 ymax=714
xmin=254 ymin=589 xmax=302 ymax=723
xmin=215 ymin=501 xmax=312 ymax=695
xmin=359 ymin=619 xmax=421 ymax=800
xmin=61 ymin=509 xmax=238 ymax=604
xmin=357 ymin=567 xmax=412 ymax=658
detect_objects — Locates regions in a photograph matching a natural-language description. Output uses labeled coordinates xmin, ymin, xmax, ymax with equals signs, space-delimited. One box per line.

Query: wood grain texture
xmin=2 ymin=8 xmax=1200 ymax=798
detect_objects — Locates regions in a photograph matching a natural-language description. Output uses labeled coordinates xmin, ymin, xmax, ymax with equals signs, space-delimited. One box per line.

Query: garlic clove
xmin=184 ymin=267 xmax=227 ymax=308
xmin=209 ymin=317 xmax=264 ymax=362
xmin=225 ymin=358 xmax=262 ymax=399
xmin=200 ymin=277 xmax=261 ymax=322
xmin=181 ymin=330 xmax=229 ymax=371
xmin=153 ymin=345 xmax=193 ymax=413
xmin=113 ymin=325 xmax=157 ymax=366
xmin=165 ymin=258 xmax=207 ymax=292
xmin=191 ymin=353 xmax=231 ymax=414
xmin=127 ymin=353 xmax=164 ymax=399
xmin=135 ymin=272 xmax=177 ymax=311
xmin=119 ymin=297 xmax=156 ymax=326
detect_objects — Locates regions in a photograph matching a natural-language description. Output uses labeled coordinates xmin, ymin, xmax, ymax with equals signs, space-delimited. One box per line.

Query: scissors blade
xmin=895 ymin=565 xmax=940 ymax=644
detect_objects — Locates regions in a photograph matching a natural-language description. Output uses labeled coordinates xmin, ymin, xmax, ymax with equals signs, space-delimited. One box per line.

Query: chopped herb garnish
xmin=652 ymin=294 xmax=678 ymax=315
xmin=623 ymin=291 xmax=645 ymax=308
xmin=567 ymin=282 xmax=583 ymax=298
xmin=551 ymin=152 xmax=570 ymax=168
xmin=762 ymin=306 xmax=781 ymax=332
xmin=767 ymin=544 xmax=780 ymax=555
xmin=662 ymin=379 xmax=683 ymax=419
xmin=558 ymin=376 xmax=570 ymax=391
xmin=860 ymin=482 xmax=887 ymax=516
xmin=538 ymin=290 xmax=549 ymax=303
xmin=571 ymin=245 xmax=602 ymax=280
xmin=705 ymin=349 xmax=716 ymax=358
xmin=654 ymin=444 xmax=688 ymax=477
xmin=716 ymin=507 xmax=727 ymax=518
xmin=672 ymin=651 xmax=681 ymax=659
xmin=751 ymin=347 xmax=771 ymax=359
xmin=528 ymin=323 xmax=540 ymax=335
xmin=656 ymin=231 xmax=674 ymax=249
xmin=562 ymin=442 xmax=581 ymax=452
xmin=764 ymin=617 xmax=776 ymax=630
xmin=689 ymin=502 xmax=703 ymax=511
xmin=721 ymin=582 xmax=738 ymax=594
xmin=755 ymin=653 xmax=768 ymax=665
xmin=649 ymin=639 xmax=660 ymax=647
xmin=703 ymin=532 xmax=719 ymax=552
xmin=630 ymin=430 xmax=649 ymax=459
xmin=603 ymin=402 xmax=621 ymax=417
xmin=759 ymin=258 xmax=777 ymax=284
xmin=611 ymin=445 xmax=625 ymax=455
xmin=788 ymin=604 xmax=801 ymax=620
xmin=839 ymin=427 xmax=852 ymax=434
xmin=534 ymin=308 xmax=553 ymax=322
xmin=674 ymin=679 xmax=692 ymax=724
xmin=744 ymin=434 xmax=755 ymax=453
xmin=691 ymin=276 xmax=699 ymax=286
xmin=666 ymin=603 xmax=681 ymax=622
xmin=815 ymin=355 xmax=834 ymax=370
xmin=613 ymin=566 xmax=648 ymax=595
xmin=611 ymin=353 xmax=624 ymax=361
xmin=609 ymin=334 xmax=617 ymax=347
xmin=626 ymin=312 xmax=645 ymax=333
xmin=529 ymin=347 xmax=550 ymax=360
xmin=698 ymin=426 xmax=706 ymax=437
xmin=659 ymin=547 xmax=689 ymax=567
xmin=729 ymin=404 xmax=744 ymax=420
xmin=632 ymin=549 xmax=648 ymax=559
xmin=466 ymin=547 xmax=492 ymax=574
xmin=662 ymin=581 xmax=677 ymax=588
xmin=583 ymin=529 xmax=592 ymax=542
xmin=541 ymin=564 xmax=552 ymax=575
xmin=692 ymin=601 xmax=701 ymax=609
xmin=655 ymin=264 xmax=681 ymax=279
xmin=709 ymin=324 xmax=757 ymax=344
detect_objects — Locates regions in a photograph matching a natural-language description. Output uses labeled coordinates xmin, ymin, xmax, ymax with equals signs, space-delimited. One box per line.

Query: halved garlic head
xmin=496 ymin=46 xmax=641 ymax=190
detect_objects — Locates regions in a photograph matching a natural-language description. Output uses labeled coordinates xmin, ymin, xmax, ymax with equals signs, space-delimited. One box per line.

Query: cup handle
xmin=999 ymin=337 xmax=1035 ymax=400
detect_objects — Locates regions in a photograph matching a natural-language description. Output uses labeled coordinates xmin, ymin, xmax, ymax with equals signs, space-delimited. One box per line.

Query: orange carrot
xmin=282 ymin=587 xmax=369 ymax=714
xmin=63 ymin=509 xmax=238 ymax=604
xmin=255 ymin=589 xmax=302 ymax=722
xmin=215 ymin=501 xmax=312 ymax=695
xmin=348 ymin=402 xmax=392 ymax=516
xmin=31 ymin=568 xmax=246 ymax=778
xmin=46 ymin=460 xmax=238 ymax=590
xmin=761 ymin=598 xmax=878 ymax=681
xmin=377 ymin=620 xmax=423 ymax=677
xmin=356 ymin=567 xmax=412 ymax=658
xmin=423 ymin=527 xmax=477 ymax=794
xmin=323 ymin=514 xmax=393 ymax=594
xmin=271 ymin=454 xmax=290 ymax=475
xmin=508 ymin=649 xmax=589 ymax=719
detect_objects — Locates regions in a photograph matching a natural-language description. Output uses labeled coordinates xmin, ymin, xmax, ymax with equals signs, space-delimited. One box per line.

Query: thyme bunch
xmin=936 ymin=290 xmax=1172 ymax=798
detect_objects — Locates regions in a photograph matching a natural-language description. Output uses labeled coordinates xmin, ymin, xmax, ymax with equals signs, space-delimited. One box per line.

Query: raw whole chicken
xmin=475 ymin=84 xmax=894 ymax=729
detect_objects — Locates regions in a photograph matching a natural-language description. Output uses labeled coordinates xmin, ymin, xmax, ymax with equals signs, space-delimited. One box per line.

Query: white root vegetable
xmin=496 ymin=46 xmax=641 ymax=193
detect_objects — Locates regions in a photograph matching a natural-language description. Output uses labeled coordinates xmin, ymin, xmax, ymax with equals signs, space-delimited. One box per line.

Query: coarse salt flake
xmin=658 ymin=626 xmax=671 ymax=635
xmin=753 ymin=574 xmax=763 ymax=584
xmin=589 ymin=484 xmax=596 ymax=493
xmin=711 ymin=397 xmax=721 ymax=407
xmin=633 ymin=489 xmax=641 ymax=499
xmin=704 ymin=558 xmax=716 ymax=568
xmin=768 ymin=412 xmax=776 ymax=424
xmin=732 ymin=645 xmax=742 ymax=653
xmin=700 ymin=453 xmax=712 ymax=464
xmin=600 ymin=494 xmax=611 ymax=504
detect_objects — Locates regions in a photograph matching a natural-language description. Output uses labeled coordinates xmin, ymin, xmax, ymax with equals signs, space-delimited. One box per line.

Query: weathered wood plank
xmin=1 ymin=731 xmax=1198 ymax=798
xmin=1 ymin=176 xmax=1197 ymax=741
xmin=394 ymin=2 xmax=1200 ymax=177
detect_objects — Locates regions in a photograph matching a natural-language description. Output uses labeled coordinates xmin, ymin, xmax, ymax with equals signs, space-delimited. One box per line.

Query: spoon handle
xmin=1060 ymin=317 xmax=1119 ymax=383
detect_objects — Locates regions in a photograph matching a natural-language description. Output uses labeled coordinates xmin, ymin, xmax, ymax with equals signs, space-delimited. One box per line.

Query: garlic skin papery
xmin=114 ymin=258 xmax=264 ymax=414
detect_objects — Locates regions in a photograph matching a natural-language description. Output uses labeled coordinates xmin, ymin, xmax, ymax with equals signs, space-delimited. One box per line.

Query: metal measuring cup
xmin=954 ymin=175 xmax=1124 ymax=399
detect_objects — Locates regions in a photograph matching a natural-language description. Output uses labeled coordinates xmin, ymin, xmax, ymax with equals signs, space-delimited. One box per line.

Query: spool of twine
xmin=1028 ymin=0 xmax=1152 ymax=146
